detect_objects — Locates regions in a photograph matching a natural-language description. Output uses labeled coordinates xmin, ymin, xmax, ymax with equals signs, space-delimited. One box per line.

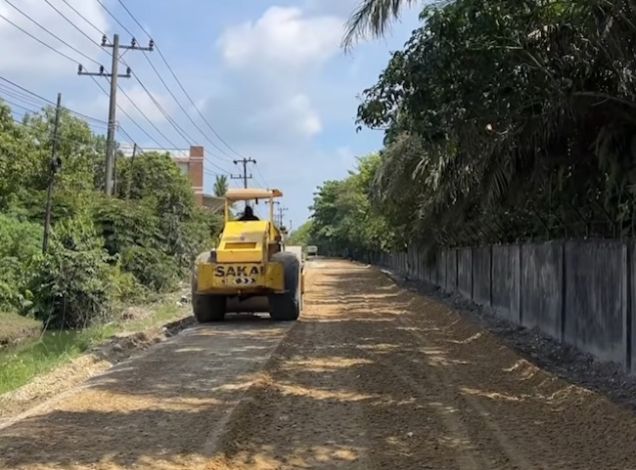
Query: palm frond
xmin=343 ymin=0 xmax=417 ymax=50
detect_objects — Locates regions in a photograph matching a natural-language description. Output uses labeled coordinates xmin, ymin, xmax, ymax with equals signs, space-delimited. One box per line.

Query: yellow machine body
xmin=195 ymin=250 xmax=285 ymax=295
xmin=193 ymin=188 xmax=302 ymax=306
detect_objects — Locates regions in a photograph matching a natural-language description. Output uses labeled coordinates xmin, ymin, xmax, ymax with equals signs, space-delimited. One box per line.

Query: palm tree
xmin=213 ymin=175 xmax=228 ymax=197
xmin=344 ymin=0 xmax=451 ymax=49
xmin=343 ymin=0 xmax=418 ymax=48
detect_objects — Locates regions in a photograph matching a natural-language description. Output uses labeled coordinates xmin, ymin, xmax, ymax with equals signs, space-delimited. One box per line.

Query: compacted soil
xmin=2 ymin=260 xmax=636 ymax=469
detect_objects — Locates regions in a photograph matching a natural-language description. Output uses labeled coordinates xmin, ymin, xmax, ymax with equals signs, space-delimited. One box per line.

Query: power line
xmin=204 ymin=153 xmax=233 ymax=175
xmin=0 ymin=74 xmax=108 ymax=125
xmin=116 ymin=126 xmax=144 ymax=152
xmin=0 ymin=11 xmax=82 ymax=65
xmin=115 ymin=0 xmax=151 ymax=37
xmin=42 ymin=0 xmax=105 ymax=49
xmin=95 ymin=0 xmax=135 ymax=37
xmin=0 ymin=0 xmax=242 ymax=178
xmin=0 ymin=93 xmax=108 ymax=132
xmin=130 ymin=71 xmax=199 ymax=146
xmin=157 ymin=46 xmax=245 ymax=159
xmin=255 ymin=165 xmax=270 ymax=188
xmin=157 ymin=46 xmax=245 ymax=158
xmin=142 ymin=147 xmax=190 ymax=151
xmin=90 ymin=75 xmax=167 ymax=148
xmin=0 ymin=0 xmax=104 ymax=67
xmin=125 ymin=57 xmax=236 ymax=166
xmin=89 ymin=76 xmax=142 ymax=147
xmin=0 ymin=84 xmax=47 ymax=109
xmin=11 ymin=0 xmax=159 ymax=147
xmin=139 ymin=52 xmax=235 ymax=162
xmin=115 ymin=0 xmax=246 ymax=159
xmin=77 ymin=33 xmax=154 ymax=196
xmin=116 ymin=81 xmax=179 ymax=148
xmin=59 ymin=0 xmax=107 ymax=37
xmin=0 ymin=97 xmax=40 ymax=115
xmin=99 ymin=0 xmax=243 ymax=178
xmin=116 ymin=103 xmax=163 ymax=147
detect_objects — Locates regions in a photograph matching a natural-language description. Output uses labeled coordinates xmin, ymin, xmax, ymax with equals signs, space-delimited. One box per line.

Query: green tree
xmin=214 ymin=174 xmax=229 ymax=196
xmin=114 ymin=151 xmax=214 ymax=286
xmin=288 ymin=221 xmax=313 ymax=246
xmin=355 ymin=0 xmax=636 ymax=246
xmin=0 ymin=99 xmax=218 ymax=326
xmin=309 ymin=154 xmax=395 ymax=256
xmin=344 ymin=0 xmax=421 ymax=47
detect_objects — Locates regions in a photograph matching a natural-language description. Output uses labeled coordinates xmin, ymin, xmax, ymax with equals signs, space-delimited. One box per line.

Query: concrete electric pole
xmin=277 ymin=206 xmax=288 ymax=228
xmin=42 ymin=93 xmax=62 ymax=254
xmin=78 ymin=34 xmax=153 ymax=196
xmin=231 ymin=158 xmax=257 ymax=189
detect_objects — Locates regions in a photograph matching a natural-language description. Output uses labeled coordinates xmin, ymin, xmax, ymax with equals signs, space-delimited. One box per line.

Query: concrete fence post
xmin=520 ymin=241 xmax=563 ymax=341
xmin=458 ymin=248 xmax=472 ymax=300
xmin=472 ymin=246 xmax=492 ymax=307
xmin=628 ymin=241 xmax=634 ymax=373
xmin=563 ymin=240 xmax=628 ymax=367
xmin=471 ymin=246 xmax=475 ymax=301
xmin=491 ymin=244 xmax=522 ymax=324
xmin=518 ymin=243 xmax=523 ymax=325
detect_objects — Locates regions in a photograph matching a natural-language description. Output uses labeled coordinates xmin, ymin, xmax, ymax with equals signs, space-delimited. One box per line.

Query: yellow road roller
xmin=191 ymin=188 xmax=303 ymax=322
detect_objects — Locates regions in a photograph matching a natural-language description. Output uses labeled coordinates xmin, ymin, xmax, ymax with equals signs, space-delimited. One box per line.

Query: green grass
xmin=0 ymin=302 xmax=185 ymax=396
xmin=0 ymin=311 xmax=41 ymax=347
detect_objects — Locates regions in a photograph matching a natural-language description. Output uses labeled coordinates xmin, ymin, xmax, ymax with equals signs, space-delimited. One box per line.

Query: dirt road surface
xmin=2 ymin=259 xmax=636 ymax=469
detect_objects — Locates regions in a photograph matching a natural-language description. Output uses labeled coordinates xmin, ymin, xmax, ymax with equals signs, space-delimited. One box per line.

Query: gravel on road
xmin=2 ymin=259 xmax=636 ymax=469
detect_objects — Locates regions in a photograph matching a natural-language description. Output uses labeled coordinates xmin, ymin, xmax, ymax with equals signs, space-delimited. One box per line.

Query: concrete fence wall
xmin=374 ymin=239 xmax=634 ymax=373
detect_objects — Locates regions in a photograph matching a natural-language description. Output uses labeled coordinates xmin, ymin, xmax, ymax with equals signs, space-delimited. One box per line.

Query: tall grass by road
xmin=0 ymin=300 xmax=186 ymax=395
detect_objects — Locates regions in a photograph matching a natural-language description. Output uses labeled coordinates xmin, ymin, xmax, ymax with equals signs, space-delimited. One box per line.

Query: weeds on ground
xmin=0 ymin=300 xmax=184 ymax=395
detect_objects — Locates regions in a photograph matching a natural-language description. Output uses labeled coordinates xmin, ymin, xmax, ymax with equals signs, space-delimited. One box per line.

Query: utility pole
xmin=231 ymin=158 xmax=257 ymax=188
xmin=276 ymin=206 xmax=288 ymax=228
xmin=78 ymin=34 xmax=153 ymax=196
xmin=126 ymin=143 xmax=138 ymax=200
xmin=42 ymin=93 xmax=63 ymax=254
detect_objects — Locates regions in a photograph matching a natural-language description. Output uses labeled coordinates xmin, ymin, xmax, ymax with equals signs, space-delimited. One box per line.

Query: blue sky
xmin=0 ymin=0 xmax=421 ymax=226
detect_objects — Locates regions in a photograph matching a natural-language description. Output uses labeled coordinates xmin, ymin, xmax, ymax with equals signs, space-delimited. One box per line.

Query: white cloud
xmin=205 ymin=6 xmax=347 ymax=145
xmin=0 ymin=0 xmax=109 ymax=76
xmin=303 ymin=0 xmax=360 ymax=17
xmin=279 ymin=94 xmax=321 ymax=137
xmin=336 ymin=146 xmax=357 ymax=167
xmin=218 ymin=6 xmax=343 ymax=70
xmin=118 ymin=85 xmax=174 ymax=124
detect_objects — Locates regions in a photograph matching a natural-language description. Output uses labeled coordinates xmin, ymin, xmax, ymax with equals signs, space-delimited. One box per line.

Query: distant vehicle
xmin=306 ymin=245 xmax=318 ymax=258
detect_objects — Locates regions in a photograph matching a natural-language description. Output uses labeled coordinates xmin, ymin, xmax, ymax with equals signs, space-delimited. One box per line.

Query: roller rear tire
xmin=192 ymin=275 xmax=226 ymax=322
xmin=193 ymin=294 xmax=226 ymax=323
xmin=269 ymin=252 xmax=301 ymax=322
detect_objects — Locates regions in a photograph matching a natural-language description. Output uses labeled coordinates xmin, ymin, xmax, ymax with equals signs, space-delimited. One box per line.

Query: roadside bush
xmin=92 ymin=197 xmax=162 ymax=257
xmin=30 ymin=216 xmax=113 ymax=329
xmin=0 ymin=214 xmax=42 ymax=314
xmin=120 ymin=245 xmax=179 ymax=293
xmin=109 ymin=264 xmax=149 ymax=305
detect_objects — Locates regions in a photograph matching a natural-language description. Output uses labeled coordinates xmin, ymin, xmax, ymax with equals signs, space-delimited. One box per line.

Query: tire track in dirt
xmin=0 ymin=319 xmax=292 ymax=470
xmin=207 ymin=260 xmax=636 ymax=469
xmin=3 ymin=260 xmax=636 ymax=469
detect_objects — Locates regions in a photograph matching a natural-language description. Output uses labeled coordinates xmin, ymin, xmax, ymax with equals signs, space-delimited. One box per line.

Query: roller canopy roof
xmin=225 ymin=188 xmax=283 ymax=201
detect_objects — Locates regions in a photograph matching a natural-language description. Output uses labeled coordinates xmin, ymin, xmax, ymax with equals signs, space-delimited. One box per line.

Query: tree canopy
xmin=310 ymin=0 xmax=636 ymax=257
xmin=213 ymin=175 xmax=229 ymax=197
xmin=350 ymin=0 xmax=636 ymax=249
xmin=307 ymin=154 xmax=395 ymax=256
xmin=0 ymin=101 xmax=219 ymax=328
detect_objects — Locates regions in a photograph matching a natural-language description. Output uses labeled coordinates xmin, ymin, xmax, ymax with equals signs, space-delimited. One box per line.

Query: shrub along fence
xmin=363 ymin=240 xmax=635 ymax=374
